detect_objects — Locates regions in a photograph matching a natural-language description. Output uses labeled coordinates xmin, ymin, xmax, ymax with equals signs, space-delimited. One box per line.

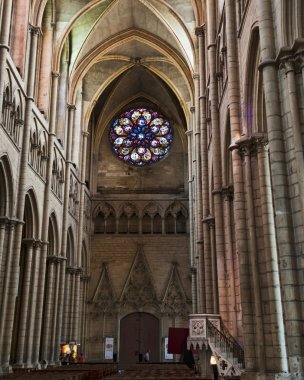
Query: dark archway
xmin=119 ymin=312 xmax=159 ymax=365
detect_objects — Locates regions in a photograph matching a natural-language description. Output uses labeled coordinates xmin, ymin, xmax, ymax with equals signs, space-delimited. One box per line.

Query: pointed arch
xmin=23 ymin=189 xmax=40 ymax=239
xmin=48 ymin=212 xmax=59 ymax=255
xmin=0 ymin=155 xmax=14 ymax=217
xmin=66 ymin=227 xmax=75 ymax=266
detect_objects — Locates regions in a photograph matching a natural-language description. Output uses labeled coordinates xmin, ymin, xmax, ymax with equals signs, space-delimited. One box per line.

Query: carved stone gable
xmin=120 ymin=246 xmax=158 ymax=309
xmin=161 ymin=263 xmax=190 ymax=317
xmin=90 ymin=263 xmax=117 ymax=317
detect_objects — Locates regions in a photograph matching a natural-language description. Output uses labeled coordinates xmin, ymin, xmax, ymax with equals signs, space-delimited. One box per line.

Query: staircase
xmin=187 ymin=315 xmax=245 ymax=378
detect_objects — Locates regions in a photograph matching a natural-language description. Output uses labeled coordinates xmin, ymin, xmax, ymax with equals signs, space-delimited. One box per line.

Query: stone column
xmin=15 ymin=239 xmax=35 ymax=366
xmin=80 ymin=274 xmax=89 ymax=350
xmin=193 ymin=70 xmax=203 ymax=314
xmin=221 ymin=186 xmax=237 ymax=337
xmin=204 ymin=216 xmax=218 ymax=313
xmin=55 ymin=103 xmax=76 ymax=350
xmin=186 ymin=128 xmax=196 ymax=313
xmin=225 ymin=0 xmax=250 ymax=344
xmin=50 ymin=258 xmax=62 ymax=364
xmin=72 ymin=269 xmax=82 ymax=342
xmin=40 ymin=256 xmax=56 ymax=362
xmin=69 ymin=269 xmax=76 ymax=339
xmin=62 ymin=266 xmax=72 ymax=342
xmin=256 ymin=0 xmax=299 ymax=376
xmin=24 ymin=240 xmax=42 ymax=367
xmin=0 ymin=220 xmax=17 ymax=360
xmin=31 ymin=72 xmax=60 ymax=367
xmin=55 ymin=260 xmax=66 ymax=354
xmin=280 ymin=56 xmax=304 ymax=220
xmin=255 ymin=135 xmax=288 ymax=373
xmin=0 ymin=218 xmax=8 ymax=303
xmin=206 ymin=0 xmax=227 ymax=322
xmin=237 ymin=139 xmax=266 ymax=372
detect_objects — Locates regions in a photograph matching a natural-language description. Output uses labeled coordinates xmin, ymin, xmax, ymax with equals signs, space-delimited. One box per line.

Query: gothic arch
xmin=48 ymin=213 xmax=59 ymax=255
xmin=81 ymin=241 xmax=89 ymax=273
xmin=23 ymin=189 xmax=40 ymax=239
xmin=0 ymin=155 xmax=14 ymax=217
xmin=222 ymin=110 xmax=233 ymax=186
xmin=66 ymin=227 xmax=75 ymax=267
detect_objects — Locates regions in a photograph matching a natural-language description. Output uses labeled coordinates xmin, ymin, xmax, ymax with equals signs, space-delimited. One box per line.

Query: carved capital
xmin=203 ymin=215 xmax=215 ymax=229
xmin=52 ymin=71 xmax=61 ymax=78
xmin=22 ymin=238 xmax=36 ymax=248
xmin=29 ymin=24 xmax=42 ymax=36
xmin=195 ymin=25 xmax=205 ymax=36
xmin=279 ymin=55 xmax=296 ymax=75
xmin=67 ymin=103 xmax=76 ymax=111
xmin=222 ymin=186 xmax=234 ymax=201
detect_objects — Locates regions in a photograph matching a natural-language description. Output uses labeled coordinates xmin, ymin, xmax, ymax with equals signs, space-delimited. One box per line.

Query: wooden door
xmin=119 ymin=312 xmax=159 ymax=365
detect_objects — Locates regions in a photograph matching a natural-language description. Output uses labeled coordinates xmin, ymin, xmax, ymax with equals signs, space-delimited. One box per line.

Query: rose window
xmin=109 ymin=108 xmax=173 ymax=166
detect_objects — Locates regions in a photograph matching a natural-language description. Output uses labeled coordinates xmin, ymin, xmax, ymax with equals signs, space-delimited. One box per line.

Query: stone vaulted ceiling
xmin=37 ymin=0 xmax=200 ymax=145
xmin=28 ymin=0 xmax=204 ymax=167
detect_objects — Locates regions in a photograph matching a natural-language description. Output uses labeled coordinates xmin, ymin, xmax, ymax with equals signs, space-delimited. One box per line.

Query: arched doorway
xmin=119 ymin=312 xmax=159 ymax=365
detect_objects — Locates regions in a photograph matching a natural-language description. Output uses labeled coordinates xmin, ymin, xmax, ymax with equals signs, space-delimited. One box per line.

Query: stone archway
xmin=119 ymin=312 xmax=159 ymax=365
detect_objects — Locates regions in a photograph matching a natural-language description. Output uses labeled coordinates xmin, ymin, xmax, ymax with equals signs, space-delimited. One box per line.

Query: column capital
xmin=279 ymin=55 xmax=296 ymax=75
xmin=29 ymin=24 xmax=42 ymax=36
xmin=190 ymin=106 xmax=195 ymax=113
xmin=222 ymin=185 xmax=234 ymax=200
xmin=193 ymin=73 xmax=200 ymax=80
xmin=185 ymin=129 xmax=193 ymax=136
xmin=202 ymin=215 xmax=215 ymax=229
xmin=52 ymin=71 xmax=61 ymax=78
xmin=82 ymin=130 xmax=90 ymax=137
xmin=195 ymin=25 xmax=206 ymax=36
xmin=67 ymin=103 xmax=76 ymax=111
xmin=34 ymin=239 xmax=43 ymax=249
xmin=22 ymin=238 xmax=36 ymax=247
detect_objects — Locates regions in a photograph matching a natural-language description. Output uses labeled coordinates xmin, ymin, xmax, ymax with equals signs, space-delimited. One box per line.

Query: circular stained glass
xmin=109 ymin=108 xmax=173 ymax=166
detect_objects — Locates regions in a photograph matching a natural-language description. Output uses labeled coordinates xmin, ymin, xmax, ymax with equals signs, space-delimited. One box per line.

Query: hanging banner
xmin=105 ymin=337 xmax=114 ymax=360
xmin=165 ymin=337 xmax=173 ymax=360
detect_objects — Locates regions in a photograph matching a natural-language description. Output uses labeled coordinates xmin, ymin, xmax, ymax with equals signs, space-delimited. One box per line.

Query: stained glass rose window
xmin=109 ymin=108 xmax=173 ymax=166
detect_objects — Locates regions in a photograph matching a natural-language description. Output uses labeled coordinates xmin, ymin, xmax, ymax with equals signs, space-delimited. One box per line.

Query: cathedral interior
xmin=0 ymin=0 xmax=303 ymax=379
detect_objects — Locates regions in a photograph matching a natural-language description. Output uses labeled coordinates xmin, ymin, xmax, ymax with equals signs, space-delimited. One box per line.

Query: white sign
xmin=105 ymin=337 xmax=114 ymax=360
xmin=164 ymin=337 xmax=173 ymax=360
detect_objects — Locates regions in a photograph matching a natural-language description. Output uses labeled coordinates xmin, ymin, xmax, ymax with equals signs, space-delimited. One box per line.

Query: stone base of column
xmin=13 ymin=363 xmax=26 ymax=368
xmin=0 ymin=365 xmax=13 ymax=374
xmin=242 ymin=371 xmax=291 ymax=380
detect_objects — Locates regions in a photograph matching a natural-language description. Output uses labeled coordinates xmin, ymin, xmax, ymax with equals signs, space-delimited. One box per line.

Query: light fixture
xmin=210 ymin=355 xmax=217 ymax=365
